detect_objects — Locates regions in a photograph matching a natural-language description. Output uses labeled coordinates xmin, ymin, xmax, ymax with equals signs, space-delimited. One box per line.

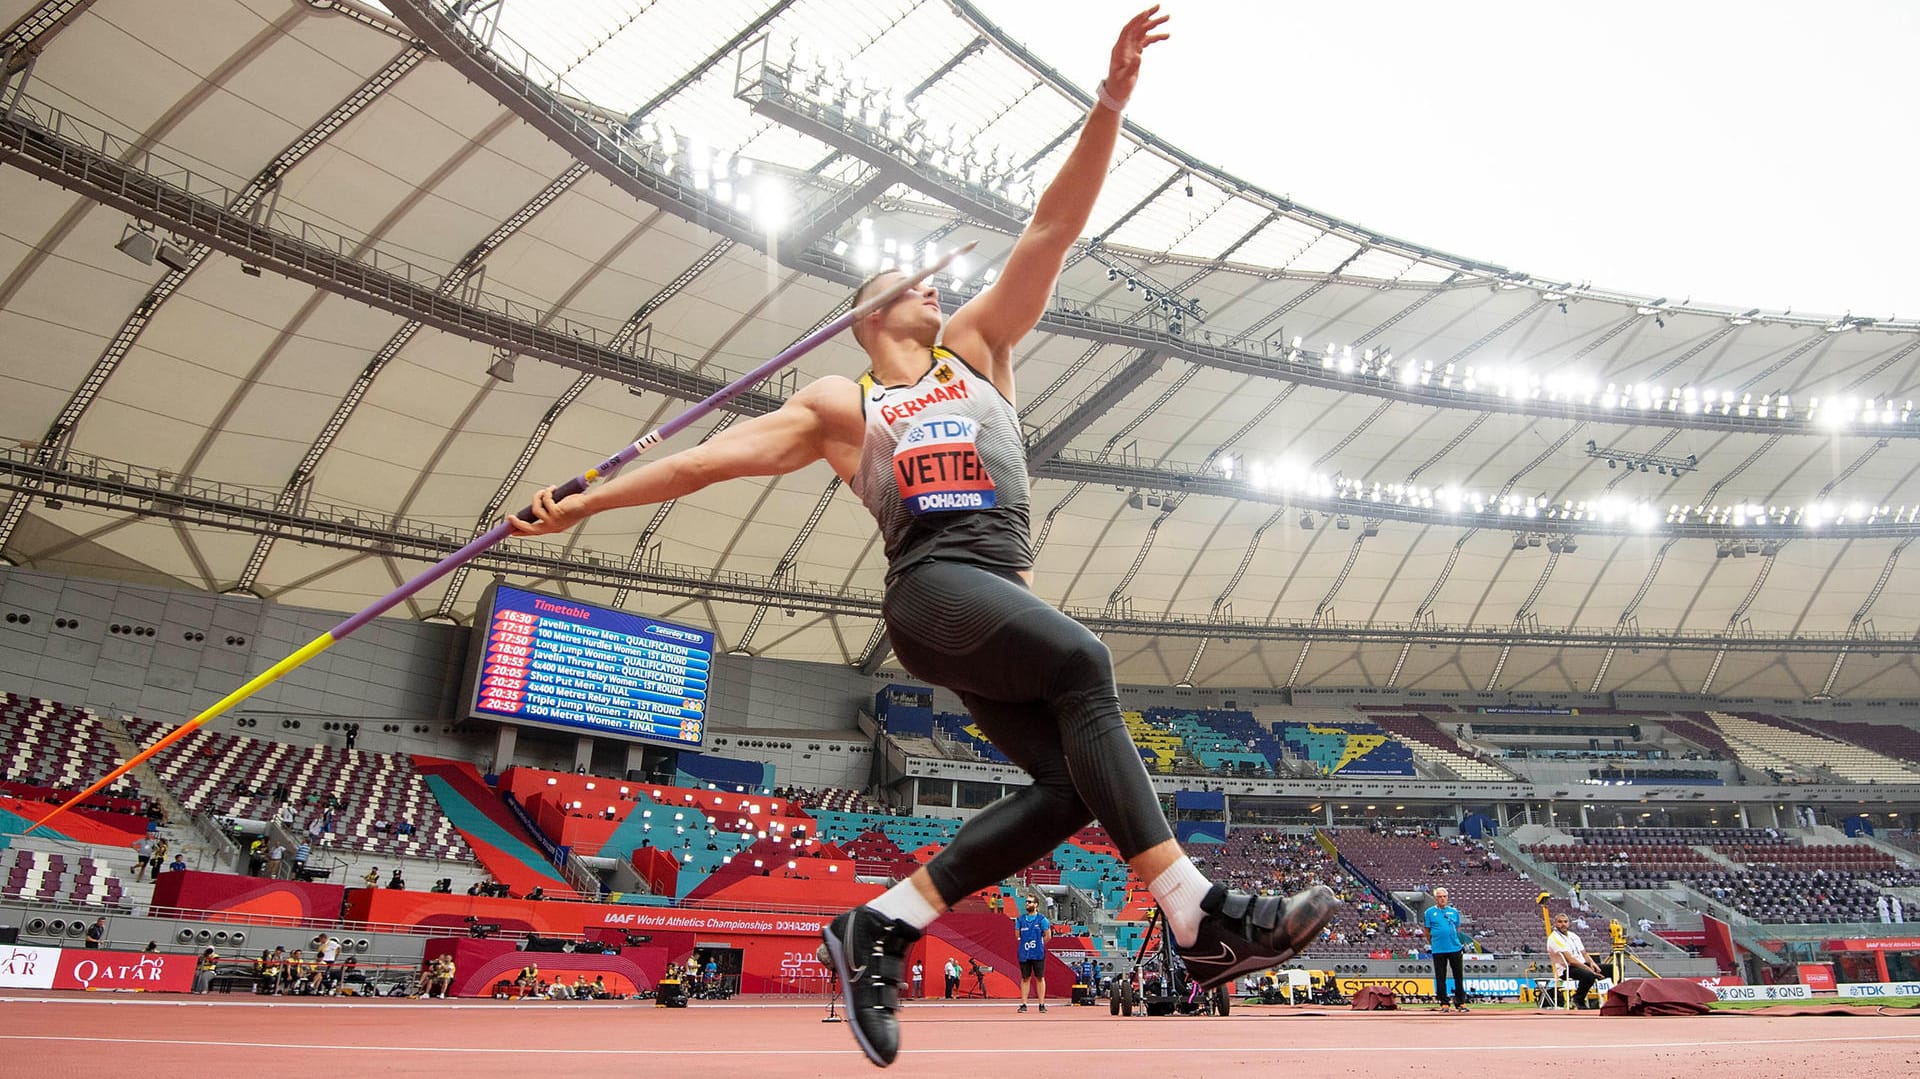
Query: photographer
xmin=1548 ymin=912 xmax=1605 ymax=1010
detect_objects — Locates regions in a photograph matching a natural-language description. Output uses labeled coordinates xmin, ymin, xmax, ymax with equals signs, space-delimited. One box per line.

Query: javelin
xmin=27 ymin=242 xmax=976 ymax=834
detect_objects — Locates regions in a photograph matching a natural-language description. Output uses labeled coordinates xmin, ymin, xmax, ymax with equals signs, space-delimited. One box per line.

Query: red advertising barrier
xmin=151 ymin=870 xmax=346 ymax=924
xmin=1687 ymin=975 xmax=1746 ymax=989
xmin=52 ymin=949 xmax=195 ymax=992
xmin=1798 ymin=963 xmax=1837 ymax=991
xmin=1827 ymin=937 xmax=1920 ymax=952
xmin=426 ymin=938 xmax=658 ymax=998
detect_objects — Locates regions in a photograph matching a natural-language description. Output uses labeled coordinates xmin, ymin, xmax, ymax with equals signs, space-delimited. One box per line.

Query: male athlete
xmin=511 ymin=6 xmax=1337 ymax=1066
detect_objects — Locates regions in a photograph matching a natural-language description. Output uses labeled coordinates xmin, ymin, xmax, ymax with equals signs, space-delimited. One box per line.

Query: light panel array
xmin=765 ymin=47 xmax=1037 ymax=204
xmin=1231 ymin=457 xmax=1904 ymax=534
xmin=1267 ymin=338 xmax=1915 ymax=430
xmin=831 ymin=220 xmax=995 ymax=289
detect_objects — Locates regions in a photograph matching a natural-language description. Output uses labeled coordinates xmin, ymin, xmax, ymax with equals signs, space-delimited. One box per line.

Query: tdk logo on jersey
xmin=903 ymin=417 xmax=977 ymax=445
xmin=893 ymin=414 xmax=996 ymax=515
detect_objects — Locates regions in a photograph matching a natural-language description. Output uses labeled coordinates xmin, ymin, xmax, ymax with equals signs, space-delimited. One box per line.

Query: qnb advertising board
xmin=467 ymin=585 xmax=712 ymax=747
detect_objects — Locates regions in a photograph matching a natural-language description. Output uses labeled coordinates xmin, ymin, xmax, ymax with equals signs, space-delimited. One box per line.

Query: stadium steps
xmin=411 ymin=757 xmax=572 ymax=897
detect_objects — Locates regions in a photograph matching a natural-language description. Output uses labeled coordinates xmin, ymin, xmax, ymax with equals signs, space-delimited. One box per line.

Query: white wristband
xmin=1095 ymin=78 xmax=1128 ymax=114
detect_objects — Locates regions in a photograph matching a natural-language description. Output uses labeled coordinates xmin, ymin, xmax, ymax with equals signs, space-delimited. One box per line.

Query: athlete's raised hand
xmin=506 ymin=485 xmax=591 ymax=537
xmin=1105 ymin=6 xmax=1171 ymax=105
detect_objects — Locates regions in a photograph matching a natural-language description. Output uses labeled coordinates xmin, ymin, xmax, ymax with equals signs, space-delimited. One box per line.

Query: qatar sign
xmin=52 ymin=949 xmax=194 ymax=992
xmin=0 ymin=945 xmax=59 ymax=988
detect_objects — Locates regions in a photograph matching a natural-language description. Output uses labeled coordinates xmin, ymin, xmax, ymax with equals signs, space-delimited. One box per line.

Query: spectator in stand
xmin=344 ymin=722 xmax=359 ymax=751
xmin=1423 ymin=888 xmax=1467 ymax=1012
xmin=265 ymin=842 xmax=286 ymax=880
xmin=1548 ymin=912 xmax=1605 ymax=1010
xmin=363 ymin=867 xmax=381 ymax=888
xmin=133 ymin=835 xmax=156 ymax=879
xmin=148 ymin=838 xmax=169 ymax=882
xmin=167 ymin=853 xmax=186 ymax=873
xmin=293 ymin=840 xmax=312 ymax=879
xmin=387 ymin=869 xmax=406 ymax=890
xmin=84 ymin=917 xmax=105 ymax=949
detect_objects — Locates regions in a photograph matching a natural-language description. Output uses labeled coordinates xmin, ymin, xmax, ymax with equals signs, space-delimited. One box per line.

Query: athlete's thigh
xmin=885 ymin=562 xmax=1102 ymax=705
xmin=957 ymin=692 xmax=1072 ymax=782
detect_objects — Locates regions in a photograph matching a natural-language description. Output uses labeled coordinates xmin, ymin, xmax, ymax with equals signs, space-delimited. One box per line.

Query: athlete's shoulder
xmin=792 ymin=374 xmax=865 ymax=415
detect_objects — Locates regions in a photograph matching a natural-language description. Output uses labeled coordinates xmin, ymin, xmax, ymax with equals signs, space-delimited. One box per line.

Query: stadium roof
xmin=4 ymin=0 xmax=1920 ymax=699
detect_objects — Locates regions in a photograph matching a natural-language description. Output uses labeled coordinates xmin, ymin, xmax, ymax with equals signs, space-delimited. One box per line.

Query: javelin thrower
xmin=510 ymin=7 xmax=1337 ymax=1067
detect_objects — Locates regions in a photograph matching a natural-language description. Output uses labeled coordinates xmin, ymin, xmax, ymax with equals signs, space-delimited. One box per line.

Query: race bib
xmin=894 ymin=415 xmax=997 ymax=514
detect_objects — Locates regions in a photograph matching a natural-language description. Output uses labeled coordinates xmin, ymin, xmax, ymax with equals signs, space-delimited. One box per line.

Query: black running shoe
xmin=819 ymin=907 xmax=921 ymax=1068
xmin=1175 ymin=883 xmax=1339 ymax=990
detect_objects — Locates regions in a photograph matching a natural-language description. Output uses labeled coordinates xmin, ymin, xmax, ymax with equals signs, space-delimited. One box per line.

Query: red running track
xmin=3 ymin=993 xmax=1919 ymax=1078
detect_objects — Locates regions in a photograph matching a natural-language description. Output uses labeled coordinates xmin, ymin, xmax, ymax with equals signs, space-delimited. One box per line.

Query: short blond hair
xmin=848 ymin=270 xmax=896 ymax=349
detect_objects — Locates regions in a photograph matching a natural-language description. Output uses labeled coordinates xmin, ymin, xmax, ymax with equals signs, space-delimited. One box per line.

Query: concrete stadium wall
xmin=7 ymin=565 xmax=1919 ymax=775
xmin=0 ymin=567 xmax=876 ymax=774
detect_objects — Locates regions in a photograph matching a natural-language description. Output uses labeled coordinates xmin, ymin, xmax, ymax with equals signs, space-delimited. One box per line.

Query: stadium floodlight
xmin=485 ymin=349 xmax=516 ymax=383
xmin=114 ymin=223 xmax=158 ymax=265
xmin=752 ymin=177 xmax=787 ymax=230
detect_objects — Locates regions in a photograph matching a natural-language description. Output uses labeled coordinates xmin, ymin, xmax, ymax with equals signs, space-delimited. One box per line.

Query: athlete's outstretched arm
xmin=506 ymin=376 xmax=856 ymax=537
xmin=944 ymin=6 xmax=1169 ymax=385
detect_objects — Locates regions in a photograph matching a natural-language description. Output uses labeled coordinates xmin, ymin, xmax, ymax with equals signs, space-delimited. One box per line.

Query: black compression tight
xmin=882 ymin=560 xmax=1174 ymax=906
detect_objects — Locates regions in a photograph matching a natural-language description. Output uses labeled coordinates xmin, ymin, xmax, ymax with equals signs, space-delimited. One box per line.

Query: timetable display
xmin=464 ymin=584 xmax=711 ymax=747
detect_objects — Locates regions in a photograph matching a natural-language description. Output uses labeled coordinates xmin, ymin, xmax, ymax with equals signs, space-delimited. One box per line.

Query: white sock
xmin=867 ymin=878 xmax=943 ymax=931
xmin=1147 ymin=856 xmax=1213 ymax=947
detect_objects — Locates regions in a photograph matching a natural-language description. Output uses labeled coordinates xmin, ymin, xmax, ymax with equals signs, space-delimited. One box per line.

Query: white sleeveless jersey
xmin=848 ymin=346 xmax=1032 ymax=580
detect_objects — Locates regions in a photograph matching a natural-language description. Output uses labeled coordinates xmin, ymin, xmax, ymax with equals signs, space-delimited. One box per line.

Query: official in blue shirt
xmin=1015 ymin=900 xmax=1050 ymax=1013
xmin=1423 ymin=887 xmax=1467 ymax=1011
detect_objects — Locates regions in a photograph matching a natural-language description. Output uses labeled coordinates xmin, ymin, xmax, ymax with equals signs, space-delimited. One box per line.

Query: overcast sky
xmin=970 ymin=0 xmax=1918 ymax=320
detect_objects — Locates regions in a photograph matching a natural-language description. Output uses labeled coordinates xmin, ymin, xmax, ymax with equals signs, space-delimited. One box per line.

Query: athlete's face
xmin=858 ymin=271 xmax=943 ymax=346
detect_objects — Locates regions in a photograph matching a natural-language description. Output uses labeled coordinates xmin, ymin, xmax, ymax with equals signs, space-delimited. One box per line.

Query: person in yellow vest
xmin=193 ymin=947 xmax=218 ymax=993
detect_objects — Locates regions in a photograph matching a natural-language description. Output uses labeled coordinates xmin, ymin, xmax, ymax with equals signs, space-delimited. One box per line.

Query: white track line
xmin=0 ymin=1035 xmax=1916 ymax=1056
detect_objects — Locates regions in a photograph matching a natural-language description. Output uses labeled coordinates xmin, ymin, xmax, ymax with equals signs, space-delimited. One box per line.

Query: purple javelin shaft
xmin=328 ymin=243 xmax=974 ymax=639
